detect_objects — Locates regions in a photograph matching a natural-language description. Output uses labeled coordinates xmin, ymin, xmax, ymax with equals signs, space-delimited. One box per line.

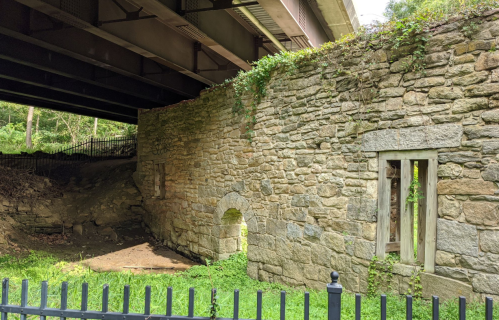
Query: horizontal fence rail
xmin=0 ymin=136 xmax=136 ymax=177
xmin=0 ymin=272 xmax=494 ymax=320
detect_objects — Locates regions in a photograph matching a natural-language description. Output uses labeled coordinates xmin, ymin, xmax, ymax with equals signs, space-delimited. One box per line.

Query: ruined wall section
xmin=136 ymin=11 xmax=499 ymax=298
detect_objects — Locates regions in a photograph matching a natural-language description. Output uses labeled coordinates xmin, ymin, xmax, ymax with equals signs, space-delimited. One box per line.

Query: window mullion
xmin=400 ymin=159 xmax=414 ymax=264
xmin=376 ymin=158 xmax=391 ymax=259
xmin=424 ymin=158 xmax=438 ymax=272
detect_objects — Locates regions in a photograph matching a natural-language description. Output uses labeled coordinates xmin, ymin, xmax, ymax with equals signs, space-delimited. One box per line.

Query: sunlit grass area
xmin=0 ymin=252 xmax=496 ymax=319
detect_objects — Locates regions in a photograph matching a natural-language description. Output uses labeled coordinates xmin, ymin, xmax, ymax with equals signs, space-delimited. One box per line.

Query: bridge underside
xmin=0 ymin=0 xmax=358 ymax=123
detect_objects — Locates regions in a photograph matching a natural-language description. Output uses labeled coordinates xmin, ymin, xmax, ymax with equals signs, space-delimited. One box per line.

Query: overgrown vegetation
xmin=0 ymin=252 xmax=496 ymax=319
xmin=367 ymin=255 xmax=398 ymax=297
xmin=0 ymin=102 xmax=136 ymax=154
xmin=219 ymin=0 xmax=499 ymax=139
xmin=384 ymin=0 xmax=492 ymax=20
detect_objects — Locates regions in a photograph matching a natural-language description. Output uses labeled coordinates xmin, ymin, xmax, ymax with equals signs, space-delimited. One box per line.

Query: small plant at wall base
xmin=367 ymin=254 xmax=399 ymax=297
xmin=205 ymin=259 xmax=219 ymax=320
xmin=406 ymin=266 xmax=424 ymax=299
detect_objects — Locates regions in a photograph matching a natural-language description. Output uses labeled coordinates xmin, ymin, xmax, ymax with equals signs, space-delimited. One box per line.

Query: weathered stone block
xmin=465 ymin=84 xmax=499 ymax=97
xmin=435 ymin=266 xmax=469 ymax=283
xmin=461 ymin=254 xmax=499 ymax=276
xmin=438 ymin=196 xmax=462 ymax=219
xmin=438 ymin=151 xmax=480 ymax=164
xmin=319 ymin=125 xmax=336 ymax=137
xmin=436 ymin=219 xmax=478 ymax=257
xmin=482 ymin=141 xmax=499 ymax=154
xmin=320 ymin=231 xmax=345 ymax=252
xmin=331 ymin=220 xmax=362 ymax=237
xmin=482 ymin=164 xmax=499 ymax=182
xmin=452 ymin=98 xmax=489 ymax=114
xmin=436 ymin=250 xmax=456 ymax=267
xmin=379 ymin=74 xmax=403 ymax=88
xmin=472 ymin=273 xmax=499 ymax=295
xmin=403 ymin=91 xmax=427 ymax=105
xmin=437 ymin=179 xmax=496 ymax=195
xmin=454 ymin=54 xmax=475 ymax=65
xmin=480 ymin=230 xmax=499 ymax=254
xmin=347 ymin=198 xmax=377 ymax=222
xmin=362 ymin=124 xmax=463 ymax=152
xmin=392 ymin=263 xmax=416 ymax=277
xmin=465 ymin=125 xmax=499 ymax=139
xmin=437 ymin=163 xmax=462 ymax=178
xmin=260 ymin=179 xmax=273 ymax=195
xmin=353 ymin=240 xmax=375 ymax=260
xmin=304 ymin=223 xmax=323 ymax=241
xmin=482 ymin=110 xmax=499 ymax=123
xmin=287 ymin=223 xmax=303 ymax=239
xmin=446 ymin=64 xmax=475 ymax=78
xmin=291 ymin=194 xmax=310 ymax=207
xmin=379 ymin=87 xmax=406 ymax=98
xmin=428 ymin=87 xmax=463 ymax=100
xmin=317 ymin=184 xmax=337 ymax=198
xmin=421 ymin=273 xmax=474 ymax=301
xmin=425 ymin=52 xmax=451 ymax=68
xmin=476 ymin=51 xmax=499 ymax=71
xmin=463 ymin=202 xmax=498 ymax=226
xmin=414 ymin=77 xmax=445 ymax=88
xmin=311 ymin=243 xmax=332 ymax=267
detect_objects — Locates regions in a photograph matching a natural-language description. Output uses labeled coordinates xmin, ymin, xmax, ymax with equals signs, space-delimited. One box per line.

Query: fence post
xmin=90 ymin=138 xmax=94 ymax=160
xmin=327 ymin=271 xmax=342 ymax=320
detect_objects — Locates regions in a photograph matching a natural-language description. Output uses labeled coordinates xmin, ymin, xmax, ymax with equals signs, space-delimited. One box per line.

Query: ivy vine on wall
xmin=210 ymin=1 xmax=498 ymax=141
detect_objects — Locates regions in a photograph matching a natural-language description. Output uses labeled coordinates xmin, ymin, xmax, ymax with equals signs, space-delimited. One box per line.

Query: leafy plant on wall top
xmin=214 ymin=1 xmax=499 ymax=141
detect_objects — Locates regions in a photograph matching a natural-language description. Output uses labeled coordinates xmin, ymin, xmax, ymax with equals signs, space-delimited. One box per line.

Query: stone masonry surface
xmin=136 ymin=12 xmax=499 ymax=299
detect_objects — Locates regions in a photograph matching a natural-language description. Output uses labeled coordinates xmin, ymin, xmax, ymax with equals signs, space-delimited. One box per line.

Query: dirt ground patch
xmin=5 ymin=221 xmax=198 ymax=274
xmin=79 ymin=242 xmax=196 ymax=274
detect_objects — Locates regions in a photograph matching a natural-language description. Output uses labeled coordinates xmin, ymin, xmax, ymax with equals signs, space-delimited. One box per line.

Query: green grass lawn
xmin=0 ymin=252 xmax=495 ymax=320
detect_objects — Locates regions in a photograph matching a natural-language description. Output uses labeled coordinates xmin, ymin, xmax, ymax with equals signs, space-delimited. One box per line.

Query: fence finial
xmin=330 ymin=271 xmax=339 ymax=284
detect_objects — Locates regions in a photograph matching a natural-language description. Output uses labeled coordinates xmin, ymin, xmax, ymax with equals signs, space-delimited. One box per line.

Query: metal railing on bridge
xmin=0 ymin=136 xmax=137 ymax=177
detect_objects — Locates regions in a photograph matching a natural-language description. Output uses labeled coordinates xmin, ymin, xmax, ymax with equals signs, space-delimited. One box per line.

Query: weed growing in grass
xmin=0 ymin=251 xmax=496 ymax=319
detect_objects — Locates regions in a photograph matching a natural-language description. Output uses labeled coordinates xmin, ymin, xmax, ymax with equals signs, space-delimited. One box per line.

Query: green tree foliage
xmin=384 ymin=0 xmax=494 ymax=20
xmin=0 ymin=102 xmax=137 ymax=153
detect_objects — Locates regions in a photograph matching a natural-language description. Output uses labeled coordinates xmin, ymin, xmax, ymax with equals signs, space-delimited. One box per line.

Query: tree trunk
xmin=35 ymin=114 xmax=40 ymax=134
xmin=55 ymin=119 xmax=59 ymax=132
xmin=93 ymin=117 xmax=98 ymax=136
xmin=26 ymin=106 xmax=34 ymax=149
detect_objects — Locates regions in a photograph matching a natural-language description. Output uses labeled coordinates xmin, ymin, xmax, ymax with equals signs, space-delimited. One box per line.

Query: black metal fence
xmin=0 ymin=136 xmax=136 ymax=176
xmin=0 ymin=272 xmax=494 ymax=320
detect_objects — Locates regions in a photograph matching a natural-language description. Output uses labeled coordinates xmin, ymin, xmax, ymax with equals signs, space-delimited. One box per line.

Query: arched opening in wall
xmin=218 ymin=208 xmax=247 ymax=260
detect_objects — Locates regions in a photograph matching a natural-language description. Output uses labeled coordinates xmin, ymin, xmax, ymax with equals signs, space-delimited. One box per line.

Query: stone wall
xmin=0 ymin=160 xmax=143 ymax=233
xmin=136 ymin=11 xmax=499 ymax=299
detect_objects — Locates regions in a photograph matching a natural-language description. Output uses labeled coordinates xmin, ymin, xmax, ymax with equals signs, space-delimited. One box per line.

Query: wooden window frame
xmin=376 ymin=150 xmax=437 ymax=272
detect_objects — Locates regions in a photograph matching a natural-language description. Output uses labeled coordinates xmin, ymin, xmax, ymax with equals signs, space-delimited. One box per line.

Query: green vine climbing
xmin=211 ymin=1 xmax=499 ymax=140
xmin=405 ymin=179 xmax=424 ymax=209
xmin=406 ymin=265 xmax=424 ymax=299
xmin=367 ymin=255 xmax=399 ymax=297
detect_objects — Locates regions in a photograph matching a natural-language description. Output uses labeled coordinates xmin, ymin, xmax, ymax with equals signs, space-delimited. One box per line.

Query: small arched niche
xmin=213 ymin=192 xmax=254 ymax=261
xmin=218 ymin=208 xmax=247 ymax=259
